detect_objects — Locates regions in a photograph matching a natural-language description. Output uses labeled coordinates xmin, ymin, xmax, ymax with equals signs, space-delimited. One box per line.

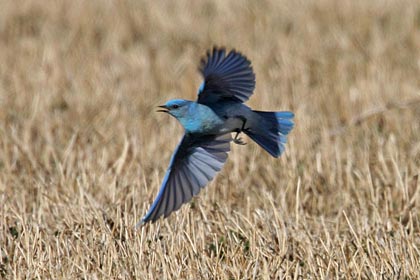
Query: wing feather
xmin=197 ymin=47 xmax=256 ymax=104
xmin=139 ymin=133 xmax=231 ymax=225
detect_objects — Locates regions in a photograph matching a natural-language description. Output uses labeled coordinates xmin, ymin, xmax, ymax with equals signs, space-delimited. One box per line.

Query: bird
xmin=138 ymin=47 xmax=294 ymax=227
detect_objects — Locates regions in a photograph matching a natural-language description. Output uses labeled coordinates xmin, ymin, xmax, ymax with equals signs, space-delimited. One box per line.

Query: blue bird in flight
xmin=138 ymin=47 xmax=294 ymax=226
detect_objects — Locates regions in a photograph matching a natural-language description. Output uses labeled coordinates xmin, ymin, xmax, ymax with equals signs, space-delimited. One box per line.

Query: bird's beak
xmin=156 ymin=105 xmax=169 ymax=113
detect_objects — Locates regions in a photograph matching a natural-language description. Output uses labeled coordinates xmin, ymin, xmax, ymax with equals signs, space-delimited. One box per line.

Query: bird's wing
xmin=139 ymin=133 xmax=231 ymax=225
xmin=197 ymin=47 xmax=256 ymax=104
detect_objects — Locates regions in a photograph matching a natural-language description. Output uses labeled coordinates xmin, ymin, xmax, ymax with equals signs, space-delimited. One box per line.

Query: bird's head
xmin=157 ymin=99 xmax=192 ymax=120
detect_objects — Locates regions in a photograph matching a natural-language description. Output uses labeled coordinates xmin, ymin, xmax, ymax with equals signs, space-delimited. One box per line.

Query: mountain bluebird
xmin=138 ymin=47 xmax=294 ymax=226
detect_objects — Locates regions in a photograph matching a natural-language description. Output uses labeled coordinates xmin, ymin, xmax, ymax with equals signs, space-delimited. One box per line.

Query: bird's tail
xmin=244 ymin=111 xmax=294 ymax=158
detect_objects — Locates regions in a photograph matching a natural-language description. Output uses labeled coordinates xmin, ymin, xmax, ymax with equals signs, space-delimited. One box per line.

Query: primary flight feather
xmin=138 ymin=47 xmax=294 ymax=226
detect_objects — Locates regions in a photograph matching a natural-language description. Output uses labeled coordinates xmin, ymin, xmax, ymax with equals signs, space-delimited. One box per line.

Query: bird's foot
xmin=233 ymin=137 xmax=247 ymax=145
xmin=233 ymin=131 xmax=247 ymax=145
xmin=233 ymin=118 xmax=248 ymax=145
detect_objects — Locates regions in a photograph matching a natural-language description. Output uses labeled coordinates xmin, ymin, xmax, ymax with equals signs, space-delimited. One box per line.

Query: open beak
xmin=156 ymin=105 xmax=169 ymax=113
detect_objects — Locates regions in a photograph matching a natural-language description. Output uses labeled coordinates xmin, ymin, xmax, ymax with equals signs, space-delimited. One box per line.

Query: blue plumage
xmin=139 ymin=47 xmax=294 ymax=226
xmin=139 ymin=134 xmax=231 ymax=226
xmin=245 ymin=111 xmax=294 ymax=157
xmin=198 ymin=47 xmax=255 ymax=104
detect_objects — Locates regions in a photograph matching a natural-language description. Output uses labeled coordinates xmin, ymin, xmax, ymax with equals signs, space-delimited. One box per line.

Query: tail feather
xmin=245 ymin=110 xmax=294 ymax=157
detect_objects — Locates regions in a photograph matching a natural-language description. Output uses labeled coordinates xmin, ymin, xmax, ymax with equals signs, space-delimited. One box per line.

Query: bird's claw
xmin=233 ymin=136 xmax=247 ymax=145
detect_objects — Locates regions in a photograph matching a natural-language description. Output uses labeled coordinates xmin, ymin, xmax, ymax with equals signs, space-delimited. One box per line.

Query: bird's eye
xmin=172 ymin=104 xmax=179 ymax=109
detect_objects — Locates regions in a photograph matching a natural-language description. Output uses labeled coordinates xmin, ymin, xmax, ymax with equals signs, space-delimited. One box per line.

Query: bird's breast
xmin=180 ymin=107 xmax=223 ymax=134
xmin=181 ymin=103 xmax=248 ymax=135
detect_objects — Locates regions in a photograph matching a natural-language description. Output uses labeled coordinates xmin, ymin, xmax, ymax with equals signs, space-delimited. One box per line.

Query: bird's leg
xmin=233 ymin=118 xmax=247 ymax=145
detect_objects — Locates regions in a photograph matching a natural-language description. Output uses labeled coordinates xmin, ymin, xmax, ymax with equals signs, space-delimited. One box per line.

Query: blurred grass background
xmin=0 ymin=0 xmax=419 ymax=278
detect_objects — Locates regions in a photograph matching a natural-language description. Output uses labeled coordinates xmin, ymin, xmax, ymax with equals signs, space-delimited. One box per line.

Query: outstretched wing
xmin=197 ymin=47 xmax=256 ymax=104
xmin=138 ymin=133 xmax=231 ymax=226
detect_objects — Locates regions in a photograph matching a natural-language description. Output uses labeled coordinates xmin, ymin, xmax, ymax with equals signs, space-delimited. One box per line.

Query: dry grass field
xmin=1 ymin=0 xmax=420 ymax=279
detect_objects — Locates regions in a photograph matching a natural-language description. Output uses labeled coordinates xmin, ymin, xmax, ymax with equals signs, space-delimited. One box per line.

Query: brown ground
xmin=1 ymin=0 xmax=420 ymax=279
